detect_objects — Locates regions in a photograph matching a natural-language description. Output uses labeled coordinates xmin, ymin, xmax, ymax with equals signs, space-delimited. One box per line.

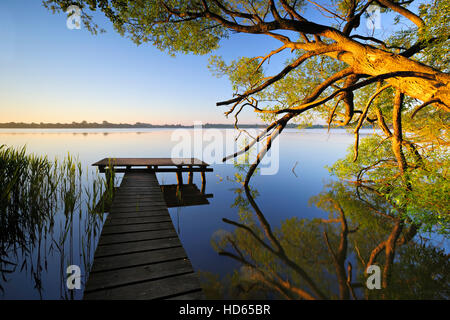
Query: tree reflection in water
xmin=202 ymin=181 xmax=449 ymax=299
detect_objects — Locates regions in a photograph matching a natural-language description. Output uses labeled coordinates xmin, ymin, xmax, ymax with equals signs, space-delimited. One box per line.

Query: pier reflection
xmin=161 ymin=183 xmax=213 ymax=208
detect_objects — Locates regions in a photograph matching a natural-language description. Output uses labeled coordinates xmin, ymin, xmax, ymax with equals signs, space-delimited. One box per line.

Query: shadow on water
xmin=0 ymin=145 xmax=113 ymax=299
xmin=161 ymin=184 xmax=213 ymax=208
xmin=200 ymin=178 xmax=449 ymax=300
xmin=161 ymin=182 xmax=214 ymax=237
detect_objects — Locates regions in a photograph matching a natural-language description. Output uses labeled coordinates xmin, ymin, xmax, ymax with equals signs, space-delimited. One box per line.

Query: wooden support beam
xmin=201 ymin=182 xmax=206 ymax=194
xmin=201 ymin=168 xmax=206 ymax=185
xmin=201 ymin=167 xmax=206 ymax=194
xmin=176 ymin=167 xmax=183 ymax=186
xmin=99 ymin=167 xmax=212 ymax=173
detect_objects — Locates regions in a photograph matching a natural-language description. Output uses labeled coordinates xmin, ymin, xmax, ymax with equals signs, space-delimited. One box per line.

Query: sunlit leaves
xmin=209 ymin=55 xmax=265 ymax=91
xmin=329 ymin=134 xmax=450 ymax=235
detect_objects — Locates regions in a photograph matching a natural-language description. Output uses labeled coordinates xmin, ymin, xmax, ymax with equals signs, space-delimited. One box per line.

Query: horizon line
xmin=0 ymin=121 xmax=330 ymax=129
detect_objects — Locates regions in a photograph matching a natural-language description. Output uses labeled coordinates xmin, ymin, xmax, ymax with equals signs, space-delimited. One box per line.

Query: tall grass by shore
xmin=0 ymin=145 xmax=113 ymax=298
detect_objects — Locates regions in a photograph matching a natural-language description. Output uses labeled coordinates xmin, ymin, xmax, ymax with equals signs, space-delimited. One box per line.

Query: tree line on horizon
xmin=0 ymin=121 xmax=335 ymax=129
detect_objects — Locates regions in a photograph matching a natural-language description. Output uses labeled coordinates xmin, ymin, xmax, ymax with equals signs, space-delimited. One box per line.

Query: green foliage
xmin=44 ymin=0 xmax=229 ymax=55
xmin=329 ymin=135 xmax=450 ymax=235
xmin=417 ymin=0 xmax=450 ymax=71
xmin=209 ymin=55 xmax=265 ymax=92
xmin=385 ymin=0 xmax=450 ymax=71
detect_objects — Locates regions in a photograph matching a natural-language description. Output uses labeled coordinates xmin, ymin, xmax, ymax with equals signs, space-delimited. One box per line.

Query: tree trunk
xmin=327 ymin=38 xmax=450 ymax=106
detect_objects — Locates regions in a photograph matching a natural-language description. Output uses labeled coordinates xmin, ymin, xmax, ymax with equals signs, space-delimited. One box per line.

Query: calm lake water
xmin=0 ymin=128 xmax=448 ymax=299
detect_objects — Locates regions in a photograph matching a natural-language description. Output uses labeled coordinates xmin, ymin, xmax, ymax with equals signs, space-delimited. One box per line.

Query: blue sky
xmin=0 ymin=1 xmax=413 ymax=125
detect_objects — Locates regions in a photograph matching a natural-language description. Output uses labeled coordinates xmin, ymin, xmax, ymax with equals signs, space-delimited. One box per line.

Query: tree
xmin=43 ymin=0 xmax=449 ymax=184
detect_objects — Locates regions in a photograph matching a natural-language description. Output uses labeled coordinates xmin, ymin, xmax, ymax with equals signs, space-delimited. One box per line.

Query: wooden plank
xmin=101 ymin=167 xmax=213 ymax=173
xmin=113 ymin=189 xmax=163 ymax=194
xmin=112 ymin=195 xmax=165 ymax=200
xmin=111 ymin=193 xmax=163 ymax=198
xmin=112 ymin=191 xmax=160 ymax=198
xmin=121 ymin=181 xmax=158 ymax=183
xmin=121 ymin=176 xmax=157 ymax=180
xmin=121 ymin=180 xmax=159 ymax=182
xmin=84 ymin=273 xmax=203 ymax=300
xmin=109 ymin=205 xmax=168 ymax=213
xmin=100 ymin=222 xmax=175 ymax=235
xmin=119 ymin=190 xmax=165 ymax=194
xmin=110 ymin=201 xmax=168 ymax=208
xmin=118 ymin=188 xmax=161 ymax=190
xmin=112 ymin=194 xmax=165 ymax=199
xmin=120 ymin=180 xmax=159 ymax=184
xmin=94 ymin=237 xmax=182 ymax=258
xmin=105 ymin=211 xmax=169 ymax=219
xmin=84 ymin=259 xmax=194 ymax=292
xmin=122 ymin=176 xmax=158 ymax=179
xmin=112 ymin=197 xmax=166 ymax=203
xmin=120 ymin=181 xmax=158 ymax=185
xmin=93 ymin=157 xmax=209 ymax=167
xmin=106 ymin=216 xmax=172 ymax=225
xmin=113 ymin=192 xmax=164 ymax=197
xmin=120 ymin=182 xmax=159 ymax=185
xmin=120 ymin=178 xmax=158 ymax=181
xmin=118 ymin=182 xmax=160 ymax=185
xmin=98 ymin=229 xmax=178 ymax=245
xmin=90 ymin=247 xmax=187 ymax=273
xmin=113 ymin=193 xmax=163 ymax=197
xmin=108 ymin=205 xmax=168 ymax=212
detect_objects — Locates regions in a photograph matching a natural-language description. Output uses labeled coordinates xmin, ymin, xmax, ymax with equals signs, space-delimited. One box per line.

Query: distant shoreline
xmin=0 ymin=122 xmax=336 ymax=129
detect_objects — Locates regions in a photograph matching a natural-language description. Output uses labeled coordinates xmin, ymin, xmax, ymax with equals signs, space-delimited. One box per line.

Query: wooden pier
xmin=83 ymin=158 xmax=212 ymax=300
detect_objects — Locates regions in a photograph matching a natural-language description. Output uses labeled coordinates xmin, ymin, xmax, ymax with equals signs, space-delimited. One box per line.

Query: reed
xmin=0 ymin=145 xmax=114 ymax=298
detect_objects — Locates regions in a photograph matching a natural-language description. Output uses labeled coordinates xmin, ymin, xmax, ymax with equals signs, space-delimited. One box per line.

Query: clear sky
xmin=0 ymin=1 xmax=410 ymax=125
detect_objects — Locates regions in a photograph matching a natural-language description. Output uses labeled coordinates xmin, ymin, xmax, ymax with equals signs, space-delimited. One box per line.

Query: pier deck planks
xmin=84 ymin=171 xmax=204 ymax=300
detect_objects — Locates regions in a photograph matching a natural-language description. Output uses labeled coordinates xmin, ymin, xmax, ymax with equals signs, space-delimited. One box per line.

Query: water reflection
xmin=1 ymin=130 xmax=447 ymax=300
xmin=161 ymin=184 xmax=213 ymax=208
xmin=202 ymin=181 xmax=449 ymax=299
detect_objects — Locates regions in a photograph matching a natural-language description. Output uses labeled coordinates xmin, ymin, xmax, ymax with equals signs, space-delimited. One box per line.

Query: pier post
xmin=201 ymin=167 xmax=206 ymax=194
xmin=176 ymin=166 xmax=183 ymax=186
